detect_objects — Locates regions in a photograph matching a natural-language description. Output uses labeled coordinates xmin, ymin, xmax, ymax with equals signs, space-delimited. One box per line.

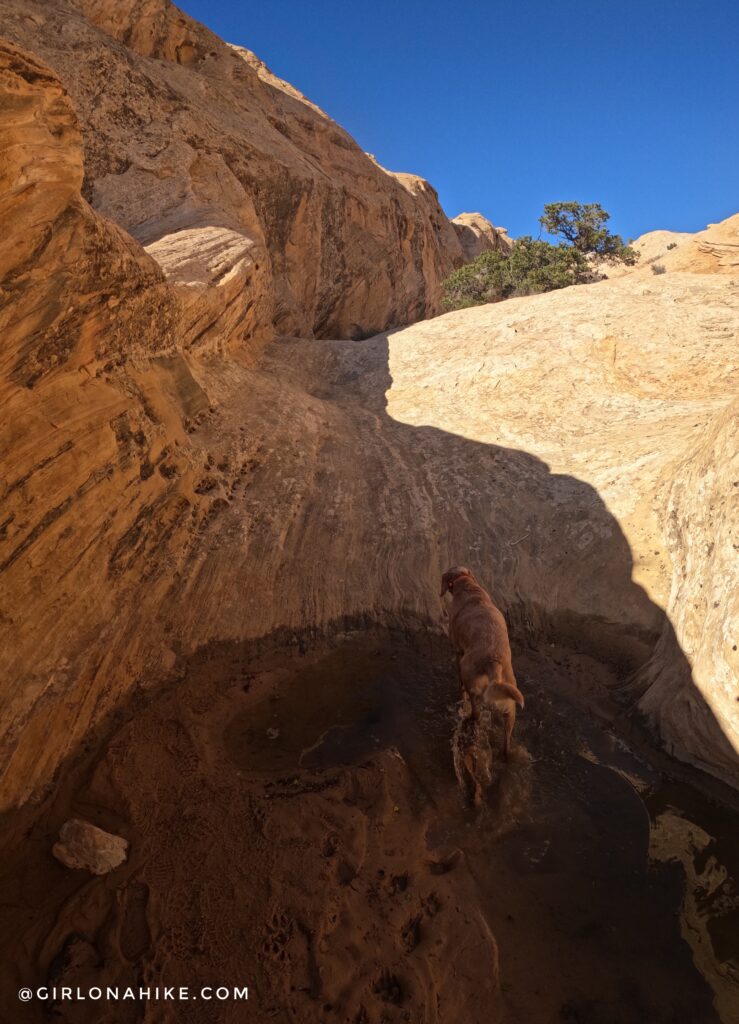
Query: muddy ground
xmin=1 ymin=629 xmax=738 ymax=1024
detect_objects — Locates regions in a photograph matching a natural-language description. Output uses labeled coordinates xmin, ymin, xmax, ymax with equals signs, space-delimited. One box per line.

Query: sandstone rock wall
xmin=1 ymin=0 xmax=500 ymax=348
xmin=0 ymin=10 xmax=737 ymax=811
xmin=381 ymin=280 xmax=739 ymax=785
xmin=0 ymin=39 xmax=203 ymax=800
xmin=452 ymin=212 xmax=512 ymax=262
xmin=637 ymin=399 xmax=739 ymax=781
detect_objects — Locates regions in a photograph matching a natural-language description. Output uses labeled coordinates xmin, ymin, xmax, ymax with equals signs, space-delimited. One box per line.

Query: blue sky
xmin=179 ymin=0 xmax=738 ymax=241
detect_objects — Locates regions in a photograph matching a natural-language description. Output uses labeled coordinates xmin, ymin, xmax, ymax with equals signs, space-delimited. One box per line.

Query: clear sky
xmin=178 ymin=0 xmax=738 ymax=241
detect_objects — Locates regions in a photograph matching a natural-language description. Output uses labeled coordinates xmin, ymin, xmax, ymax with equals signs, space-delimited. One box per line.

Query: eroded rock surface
xmin=0 ymin=8 xmax=737 ymax=814
xmin=0 ymin=0 xmax=501 ymax=347
xmin=603 ymin=215 xmax=739 ymax=278
xmin=382 ymin=279 xmax=739 ymax=786
xmin=452 ymin=211 xmax=512 ymax=261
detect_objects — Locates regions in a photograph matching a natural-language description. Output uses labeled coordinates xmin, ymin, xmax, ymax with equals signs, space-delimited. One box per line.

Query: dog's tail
xmin=480 ymin=660 xmax=525 ymax=708
xmin=486 ymin=681 xmax=525 ymax=708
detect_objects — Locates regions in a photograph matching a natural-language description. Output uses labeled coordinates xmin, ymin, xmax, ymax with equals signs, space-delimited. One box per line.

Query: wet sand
xmin=0 ymin=630 xmax=737 ymax=1023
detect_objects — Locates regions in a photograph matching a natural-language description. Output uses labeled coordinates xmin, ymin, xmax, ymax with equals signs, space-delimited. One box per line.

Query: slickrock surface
xmin=383 ymin=277 xmax=739 ymax=787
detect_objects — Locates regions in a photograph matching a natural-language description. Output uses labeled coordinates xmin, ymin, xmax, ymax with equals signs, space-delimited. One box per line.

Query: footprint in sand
xmin=388 ymin=871 xmax=409 ymax=895
xmin=262 ymin=909 xmax=292 ymax=962
xmin=372 ymin=967 xmax=405 ymax=1005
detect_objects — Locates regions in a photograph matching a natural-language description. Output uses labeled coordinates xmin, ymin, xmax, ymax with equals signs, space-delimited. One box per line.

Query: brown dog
xmin=441 ymin=566 xmax=524 ymax=759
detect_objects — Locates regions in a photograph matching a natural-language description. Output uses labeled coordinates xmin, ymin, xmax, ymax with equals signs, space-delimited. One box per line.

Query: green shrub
xmin=442 ymin=200 xmax=639 ymax=311
xmin=667 ymin=242 xmax=678 ymax=250
xmin=651 ymin=263 xmax=667 ymax=274
xmin=442 ymin=237 xmax=589 ymax=310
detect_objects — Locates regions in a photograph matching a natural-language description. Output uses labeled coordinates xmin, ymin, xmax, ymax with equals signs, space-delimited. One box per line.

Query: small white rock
xmin=52 ymin=819 xmax=129 ymax=875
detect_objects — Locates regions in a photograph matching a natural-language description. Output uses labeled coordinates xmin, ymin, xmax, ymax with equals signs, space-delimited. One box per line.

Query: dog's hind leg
xmin=467 ymin=675 xmax=489 ymax=722
xmin=484 ymin=661 xmax=525 ymax=708
xmin=502 ymin=705 xmax=516 ymax=761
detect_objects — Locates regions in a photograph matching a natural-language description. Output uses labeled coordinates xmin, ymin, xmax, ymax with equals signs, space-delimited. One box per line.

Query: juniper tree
xmin=539 ymin=202 xmax=638 ymax=265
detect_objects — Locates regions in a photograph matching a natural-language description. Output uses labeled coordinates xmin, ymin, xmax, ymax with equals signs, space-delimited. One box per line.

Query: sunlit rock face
xmin=0 ymin=38 xmax=199 ymax=805
xmin=1 ymin=0 xmax=502 ymax=348
xmin=0 ymin=0 xmax=499 ymax=808
xmin=381 ymin=272 xmax=739 ymax=786
xmin=600 ymin=214 xmax=739 ymax=278
xmin=451 ymin=212 xmax=513 ymax=262
xmin=0 ymin=2 xmax=737 ymax=815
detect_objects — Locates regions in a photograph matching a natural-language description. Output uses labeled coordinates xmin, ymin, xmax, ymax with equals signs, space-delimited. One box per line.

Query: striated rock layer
xmin=0 ymin=15 xmax=738 ymax=817
xmin=0 ymin=0 xmax=504 ymax=348
xmin=602 ymin=214 xmax=739 ymax=278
